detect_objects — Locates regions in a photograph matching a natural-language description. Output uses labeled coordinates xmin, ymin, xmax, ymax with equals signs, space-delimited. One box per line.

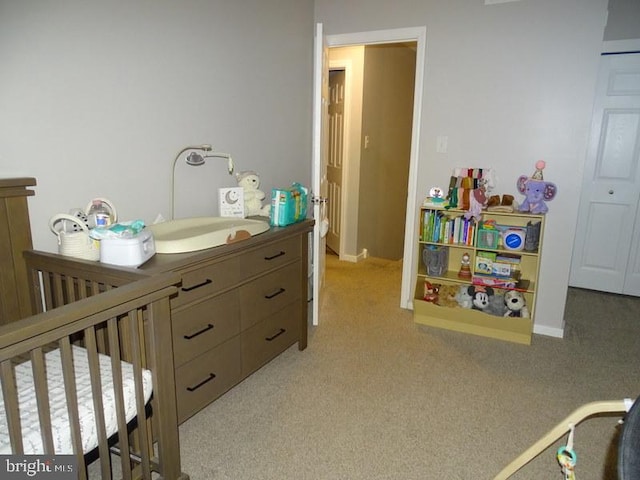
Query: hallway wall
xmin=358 ymin=44 xmax=415 ymax=260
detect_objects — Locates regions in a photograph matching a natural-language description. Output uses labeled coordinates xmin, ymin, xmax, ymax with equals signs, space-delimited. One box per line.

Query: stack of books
xmin=421 ymin=209 xmax=475 ymax=245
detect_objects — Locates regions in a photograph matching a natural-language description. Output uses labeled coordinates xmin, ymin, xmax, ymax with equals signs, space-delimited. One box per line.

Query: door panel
xmin=327 ymin=70 xmax=345 ymax=254
xmin=311 ymin=23 xmax=329 ymax=325
xmin=570 ymin=53 xmax=640 ymax=295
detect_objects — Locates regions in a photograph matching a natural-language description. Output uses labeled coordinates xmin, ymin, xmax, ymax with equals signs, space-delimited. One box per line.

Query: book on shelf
xmin=421 ymin=209 xmax=476 ymax=245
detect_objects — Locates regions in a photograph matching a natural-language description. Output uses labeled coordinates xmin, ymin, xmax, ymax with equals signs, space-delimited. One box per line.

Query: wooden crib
xmin=0 ymin=255 xmax=188 ymax=480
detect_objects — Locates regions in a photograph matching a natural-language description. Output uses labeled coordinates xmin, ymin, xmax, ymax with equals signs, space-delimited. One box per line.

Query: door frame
xmin=326 ymin=26 xmax=426 ymax=309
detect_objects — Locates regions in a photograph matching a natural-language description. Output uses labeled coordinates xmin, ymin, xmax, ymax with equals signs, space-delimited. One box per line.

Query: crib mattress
xmin=0 ymin=345 xmax=152 ymax=455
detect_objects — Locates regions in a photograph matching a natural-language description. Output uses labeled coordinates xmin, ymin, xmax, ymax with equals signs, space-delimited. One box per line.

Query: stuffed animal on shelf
xmin=435 ymin=284 xmax=459 ymax=308
xmin=236 ymin=170 xmax=270 ymax=217
xmin=517 ymin=160 xmax=557 ymax=214
xmin=467 ymin=285 xmax=494 ymax=311
xmin=486 ymin=291 xmax=508 ymax=317
xmin=423 ymin=281 xmax=439 ymax=303
xmin=503 ymin=290 xmax=530 ymax=318
xmin=455 ymin=285 xmax=473 ymax=309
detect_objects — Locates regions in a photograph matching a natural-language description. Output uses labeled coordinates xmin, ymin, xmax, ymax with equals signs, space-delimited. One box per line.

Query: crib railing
xmin=24 ymin=250 xmax=146 ymax=312
xmin=0 ymin=268 xmax=188 ymax=480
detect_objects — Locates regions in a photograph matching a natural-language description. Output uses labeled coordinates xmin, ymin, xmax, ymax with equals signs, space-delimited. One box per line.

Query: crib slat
xmin=84 ymin=326 xmax=112 ymax=479
xmin=64 ymin=276 xmax=77 ymax=304
xmin=52 ymin=272 xmax=65 ymax=308
xmin=58 ymin=337 xmax=87 ymax=480
xmin=128 ymin=309 xmax=152 ymax=479
xmin=29 ymin=268 xmax=45 ymax=314
xmin=107 ymin=315 xmax=133 ymax=480
xmin=31 ymin=347 xmax=55 ymax=454
xmin=41 ymin=271 xmax=54 ymax=311
xmin=0 ymin=359 xmax=24 ymax=454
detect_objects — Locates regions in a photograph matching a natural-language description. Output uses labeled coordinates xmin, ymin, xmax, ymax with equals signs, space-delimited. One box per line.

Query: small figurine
xmin=458 ymin=252 xmax=472 ymax=279
xmin=429 ymin=186 xmax=446 ymax=203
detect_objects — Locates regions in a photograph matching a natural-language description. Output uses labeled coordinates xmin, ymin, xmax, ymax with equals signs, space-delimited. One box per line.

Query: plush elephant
xmin=517 ymin=177 xmax=557 ymax=214
xmin=517 ymin=161 xmax=557 ymax=214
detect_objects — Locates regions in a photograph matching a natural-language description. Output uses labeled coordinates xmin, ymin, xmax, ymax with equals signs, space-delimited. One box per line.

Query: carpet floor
xmin=178 ymin=254 xmax=640 ymax=479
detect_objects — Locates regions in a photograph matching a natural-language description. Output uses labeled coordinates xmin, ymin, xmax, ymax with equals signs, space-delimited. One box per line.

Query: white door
xmin=311 ymin=23 xmax=329 ymax=326
xmin=327 ymin=69 xmax=345 ymax=255
xmin=570 ymin=52 xmax=640 ymax=296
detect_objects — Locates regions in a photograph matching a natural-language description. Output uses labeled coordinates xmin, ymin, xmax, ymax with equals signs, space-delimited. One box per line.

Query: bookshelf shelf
xmin=413 ymin=206 xmax=545 ymax=345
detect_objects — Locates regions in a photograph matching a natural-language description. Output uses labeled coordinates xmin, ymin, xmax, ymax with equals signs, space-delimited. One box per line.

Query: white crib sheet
xmin=0 ymin=345 xmax=153 ymax=455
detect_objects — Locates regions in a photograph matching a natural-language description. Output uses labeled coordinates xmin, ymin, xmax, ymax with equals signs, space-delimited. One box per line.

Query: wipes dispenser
xmin=92 ymin=220 xmax=156 ymax=268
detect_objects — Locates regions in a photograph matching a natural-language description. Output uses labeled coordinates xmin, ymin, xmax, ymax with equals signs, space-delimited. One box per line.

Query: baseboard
xmin=340 ymin=249 xmax=368 ymax=263
xmin=533 ymin=323 xmax=564 ymax=339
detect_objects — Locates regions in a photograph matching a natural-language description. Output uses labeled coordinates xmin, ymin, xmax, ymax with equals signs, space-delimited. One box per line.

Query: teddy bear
xmin=503 ymin=290 xmax=530 ymax=318
xmin=435 ymin=284 xmax=459 ymax=308
xmin=236 ymin=170 xmax=270 ymax=217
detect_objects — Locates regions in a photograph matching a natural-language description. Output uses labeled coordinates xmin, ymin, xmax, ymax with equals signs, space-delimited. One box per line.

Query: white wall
xmin=315 ymin=0 xmax=609 ymax=336
xmin=0 ymin=0 xmax=314 ymax=252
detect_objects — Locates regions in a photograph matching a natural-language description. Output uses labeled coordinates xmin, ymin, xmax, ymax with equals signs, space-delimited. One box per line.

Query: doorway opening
xmin=324 ymin=27 xmax=426 ymax=310
xmin=328 ymin=43 xmax=416 ymax=263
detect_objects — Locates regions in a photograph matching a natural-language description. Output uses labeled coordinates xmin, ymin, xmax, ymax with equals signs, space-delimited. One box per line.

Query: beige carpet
xmin=178 ymin=254 xmax=640 ymax=479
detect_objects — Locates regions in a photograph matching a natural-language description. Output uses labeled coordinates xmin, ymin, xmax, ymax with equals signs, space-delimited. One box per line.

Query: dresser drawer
xmin=241 ymin=302 xmax=300 ymax=377
xmin=171 ymin=256 xmax=241 ymax=308
xmin=172 ymin=290 xmax=240 ymax=367
xmin=175 ymin=336 xmax=241 ymax=423
xmin=238 ymin=236 xmax=301 ymax=280
xmin=239 ymin=261 xmax=302 ymax=331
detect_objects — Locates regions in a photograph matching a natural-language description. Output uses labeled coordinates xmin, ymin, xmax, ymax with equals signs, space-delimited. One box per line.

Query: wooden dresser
xmin=25 ymin=218 xmax=313 ymax=423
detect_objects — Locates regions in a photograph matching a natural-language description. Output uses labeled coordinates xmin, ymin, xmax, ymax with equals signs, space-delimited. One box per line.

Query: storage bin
xmin=477 ymin=226 xmax=500 ymax=249
xmin=422 ymin=245 xmax=448 ymax=277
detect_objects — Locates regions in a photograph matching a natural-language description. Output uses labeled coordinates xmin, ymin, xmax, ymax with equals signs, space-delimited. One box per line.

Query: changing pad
xmin=0 ymin=345 xmax=153 ymax=455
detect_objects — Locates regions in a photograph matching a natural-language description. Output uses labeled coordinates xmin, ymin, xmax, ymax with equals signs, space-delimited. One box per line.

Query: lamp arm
xmin=170 ymin=144 xmax=213 ymax=220
xmin=204 ymin=152 xmax=235 ymax=175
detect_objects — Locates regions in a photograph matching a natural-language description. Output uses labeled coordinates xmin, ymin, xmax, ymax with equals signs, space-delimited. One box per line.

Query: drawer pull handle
xmin=183 ymin=323 xmax=214 ymax=340
xmin=182 ymin=279 xmax=212 ymax=292
xmin=264 ymin=251 xmax=286 ymax=261
xmin=265 ymin=288 xmax=286 ymax=299
xmin=265 ymin=328 xmax=286 ymax=341
xmin=187 ymin=373 xmax=216 ymax=392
